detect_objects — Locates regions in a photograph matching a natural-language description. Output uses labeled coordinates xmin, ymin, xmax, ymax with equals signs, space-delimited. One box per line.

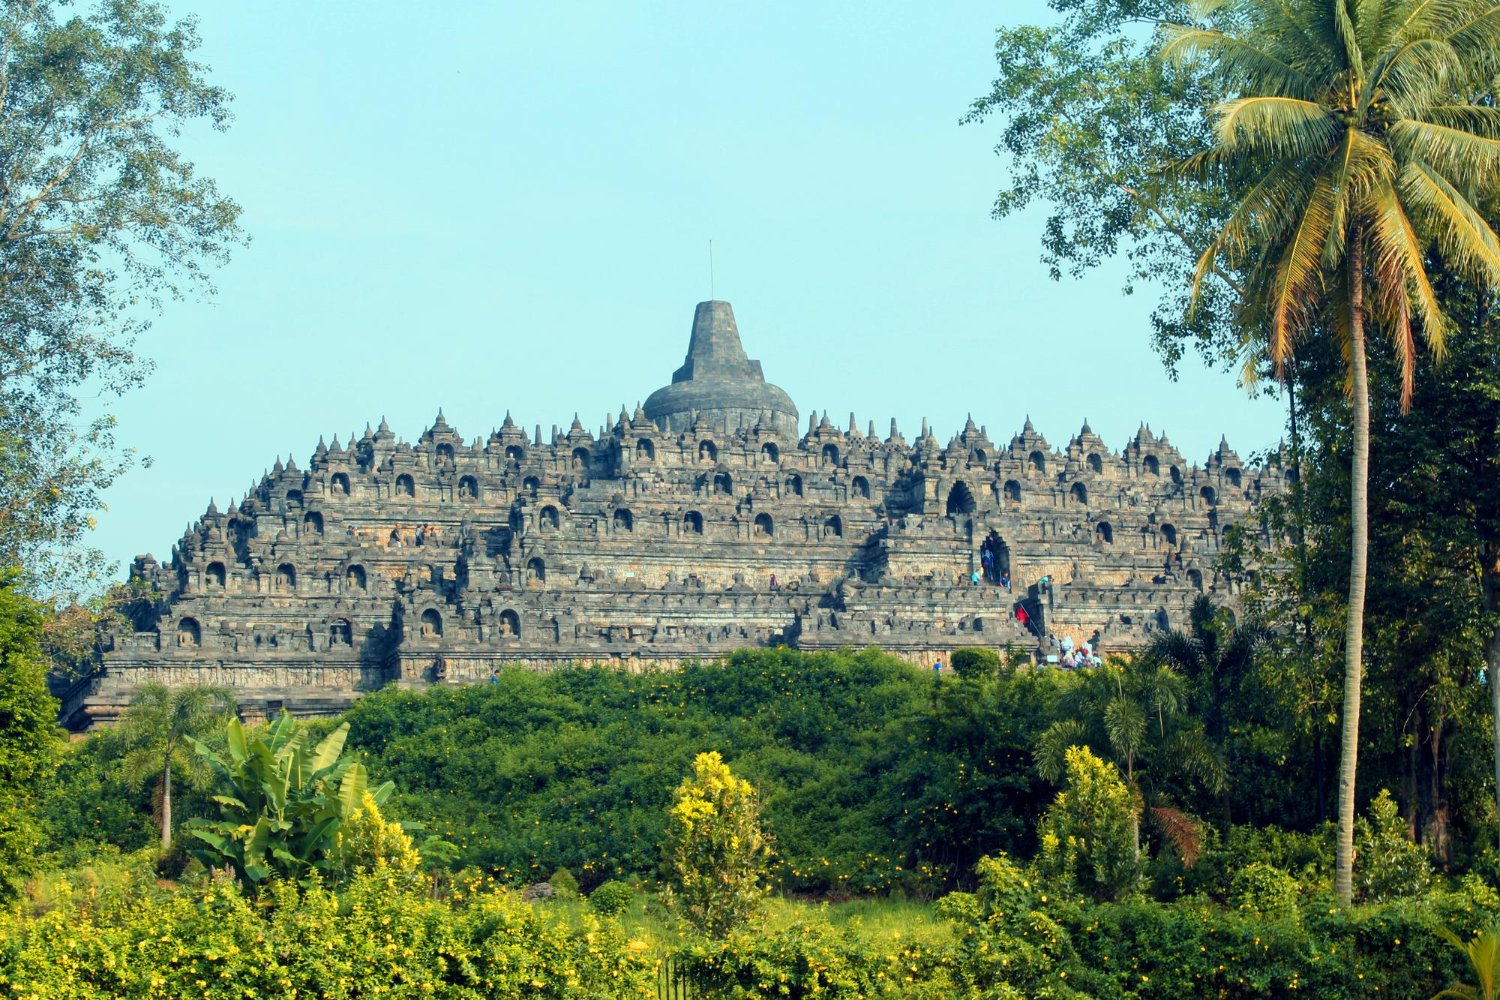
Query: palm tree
xmin=1145 ymin=595 xmax=1265 ymax=827
xmin=1035 ymin=656 xmax=1225 ymax=860
xmin=1434 ymin=925 xmax=1500 ymax=1000
xmin=114 ymin=683 xmax=234 ymax=850
xmin=1164 ymin=0 xmax=1500 ymax=904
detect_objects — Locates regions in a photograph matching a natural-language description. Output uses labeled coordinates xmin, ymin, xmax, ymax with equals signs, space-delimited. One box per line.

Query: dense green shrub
xmin=588 ymin=879 xmax=633 ymax=916
xmin=678 ymin=918 xmax=957 ymax=998
xmin=1229 ymin=863 xmax=1302 ymax=921
xmin=547 ymin=867 xmax=579 ymax=899
xmin=339 ymin=648 xmax=1067 ymax=894
xmin=0 ymin=862 xmax=655 ymax=998
xmin=1355 ymin=789 xmax=1433 ymax=902
xmin=0 ymin=571 xmax=60 ymax=898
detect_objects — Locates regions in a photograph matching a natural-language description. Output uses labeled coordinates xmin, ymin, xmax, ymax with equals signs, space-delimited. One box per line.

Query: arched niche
xmin=1029 ymin=450 xmax=1046 ymax=474
xmin=331 ymin=472 xmax=350 ymax=495
xmin=286 ymin=489 xmax=303 ymax=507
xmin=435 ymin=443 xmax=455 ymax=464
xmin=614 ymin=508 xmax=634 ymax=531
xmin=396 ymin=474 xmax=415 ymax=497
xmin=786 ymin=474 xmax=803 ymax=497
xmin=824 ymin=515 xmax=843 ymax=538
xmin=571 ymin=447 xmax=590 ymax=470
xmin=177 ymin=617 xmax=201 ymax=647
xmin=523 ymin=475 xmax=540 ymax=492
xmin=330 ymin=619 xmax=352 ymax=645
xmin=304 ymin=511 xmax=323 ymax=535
xmin=636 ymin=439 xmax=655 ymax=461
xmin=713 ymin=471 xmax=733 ymax=495
xmin=683 ymin=510 xmax=704 ymax=534
xmin=1096 ymin=521 xmax=1114 ymax=544
xmin=205 ymin=561 xmax=226 ymax=588
xmin=459 ymin=475 xmax=479 ymax=500
xmin=1143 ymin=454 xmax=1160 ymax=476
xmin=1187 ymin=568 xmax=1204 ymax=591
xmin=1004 ymin=480 xmax=1022 ymax=503
xmin=1201 ymin=485 xmax=1218 ymax=505
xmin=761 ymin=442 xmax=779 ymax=463
xmin=1170 ymin=465 xmax=1183 ymax=485
xmin=852 ymin=475 xmax=871 ymax=499
xmin=346 ymin=565 xmax=367 ymax=590
xmin=499 ymin=609 xmax=521 ymax=638
xmin=821 ymin=443 xmax=840 ymax=466
xmin=753 ymin=513 xmax=774 ymax=537
xmin=698 ymin=440 xmax=717 ymax=463
xmin=1225 ymin=467 xmax=1242 ymax=488
xmin=1070 ymin=482 xmax=1088 ymax=505
xmin=274 ymin=563 xmax=296 ymax=590
xmin=1087 ymin=453 xmax=1103 ymax=474
xmin=946 ymin=481 xmax=976 ymax=516
xmin=419 ymin=608 xmax=443 ymax=637
xmin=1160 ymin=523 xmax=1178 ymax=547
xmin=505 ymin=445 xmax=525 ymax=465
xmin=526 ymin=557 xmax=546 ymax=583
xmin=539 ymin=505 xmax=560 ymax=530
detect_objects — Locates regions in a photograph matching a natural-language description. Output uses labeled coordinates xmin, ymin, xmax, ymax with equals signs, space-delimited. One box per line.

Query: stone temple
xmin=63 ymin=302 xmax=1288 ymax=728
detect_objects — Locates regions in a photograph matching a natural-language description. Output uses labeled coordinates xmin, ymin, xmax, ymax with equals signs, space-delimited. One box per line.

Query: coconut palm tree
xmin=1164 ymin=0 xmax=1500 ymax=904
xmin=114 ymin=683 xmax=234 ymax=850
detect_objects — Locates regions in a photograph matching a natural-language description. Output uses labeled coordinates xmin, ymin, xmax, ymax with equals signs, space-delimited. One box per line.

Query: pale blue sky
xmin=93 ymin=1 xmax=1285 ymax=573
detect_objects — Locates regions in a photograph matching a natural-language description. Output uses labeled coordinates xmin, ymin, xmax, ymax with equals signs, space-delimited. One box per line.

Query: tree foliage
xmin=0 ymin=569 xmax=59 ymax=896
xmin=0 ymin=0 xmax=243 ymax=592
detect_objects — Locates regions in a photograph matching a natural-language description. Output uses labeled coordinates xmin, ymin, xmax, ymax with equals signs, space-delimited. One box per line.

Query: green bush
xmin=1229 ymin=862 xmax=1301 ymax=921
xmin=678 ymin=917 xmax=956 ymax=998
xmin=588 ymin=879 xmax=633 ymax=916
xmin=1355 ymin=789 xmax=1432 ymax=902
xmin=1036 ymin=747 xmax=1141 ymax=902
xmin=547 ymin=867 xmax=579 ymax=899
xmin=662 ymin=751 xmax=773 ymax=937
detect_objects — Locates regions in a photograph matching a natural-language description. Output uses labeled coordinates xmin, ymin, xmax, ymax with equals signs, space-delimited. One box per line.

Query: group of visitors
xmin=978 ymin=530 xmax=1010 ymax=590
xmin=1046 ymin=632 xmax=1103 ymax=669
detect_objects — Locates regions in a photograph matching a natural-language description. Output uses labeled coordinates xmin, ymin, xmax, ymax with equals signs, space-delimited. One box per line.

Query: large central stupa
xmin=643 ymin=301 xmax=799 ymax=436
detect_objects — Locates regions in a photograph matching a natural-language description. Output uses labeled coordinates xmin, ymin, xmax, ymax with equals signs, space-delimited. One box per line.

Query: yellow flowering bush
xmin=662 ymin=751 xmax=773 ymax=938
xmin=0 ymin=865 xmax=655 ymax=998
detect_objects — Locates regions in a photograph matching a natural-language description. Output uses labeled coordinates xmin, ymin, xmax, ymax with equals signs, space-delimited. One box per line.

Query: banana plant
xmin=184 ymin=713 xmax=393 ymax=889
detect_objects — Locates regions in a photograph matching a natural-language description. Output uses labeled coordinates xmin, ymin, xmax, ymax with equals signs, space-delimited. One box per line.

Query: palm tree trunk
xmin=1334 ymin=226 xmax=1370 ymax=906
xmin=161 ymin=758 xmax=173 ymax=851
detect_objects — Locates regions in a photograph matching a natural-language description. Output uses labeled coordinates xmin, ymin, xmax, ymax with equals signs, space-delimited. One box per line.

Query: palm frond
xmin=1215 ymin=96 xmax=1337 ymax=156
xmin=1441 ymin=3 xmax=1500 ymax=81
xmin=1389 ymin=118 xmax=1500 ymax=183
xmin=1160 ymin=24 xmax=1322 ymax=98
xmin=1367 ymin=182 xmax=1444 ymax=406
xmin=1148 ymin=806 xmax=1203 ymax=867
xmin=1372 ymin=37 xmax=1463 ymax=116
xmin=1262 ymin=168 xmax=1339 ymax=369
xmin=1034 ymin=719 xmax=1089 ymax=784
xmin=1331 ymin=0 xmax=1366 ymax=74
xmin=1400 ymin=158 xmax=1500 ymax=287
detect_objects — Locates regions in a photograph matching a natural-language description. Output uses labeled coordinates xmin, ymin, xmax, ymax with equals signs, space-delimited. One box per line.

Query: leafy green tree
xmin=1163 ymin=0 xmax=1500 ymax=905
xmin=114 ymin=682 xmax=232 ymax=850
xmin=1036 ymin=655 xmax=1224 ymax=858
xmin=0 ymin=569 xmax=59 ymax=896
xmin=662 ymin=750 xmax=773 ymax=938
xmin=185 ymin=714 xmax=397 ymax=889
xmin=0 ymin=0 xmax=243 ymax=592
xmin=1037 ymin=746 xmax=1142 ymax=901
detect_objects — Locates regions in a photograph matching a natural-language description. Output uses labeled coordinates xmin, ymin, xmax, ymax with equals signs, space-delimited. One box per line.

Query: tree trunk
xmin=161 ymin=758 xmax=173 ymax=851
xmin=1485 ymin=542 xmax=1500 ymax=854
xmin=1334 ymin=226 xmax=1371 ymax=906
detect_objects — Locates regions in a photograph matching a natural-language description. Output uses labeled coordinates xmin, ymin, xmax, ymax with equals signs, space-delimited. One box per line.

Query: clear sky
xmin=91 ymin=0 xmax=1286 ymax=574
